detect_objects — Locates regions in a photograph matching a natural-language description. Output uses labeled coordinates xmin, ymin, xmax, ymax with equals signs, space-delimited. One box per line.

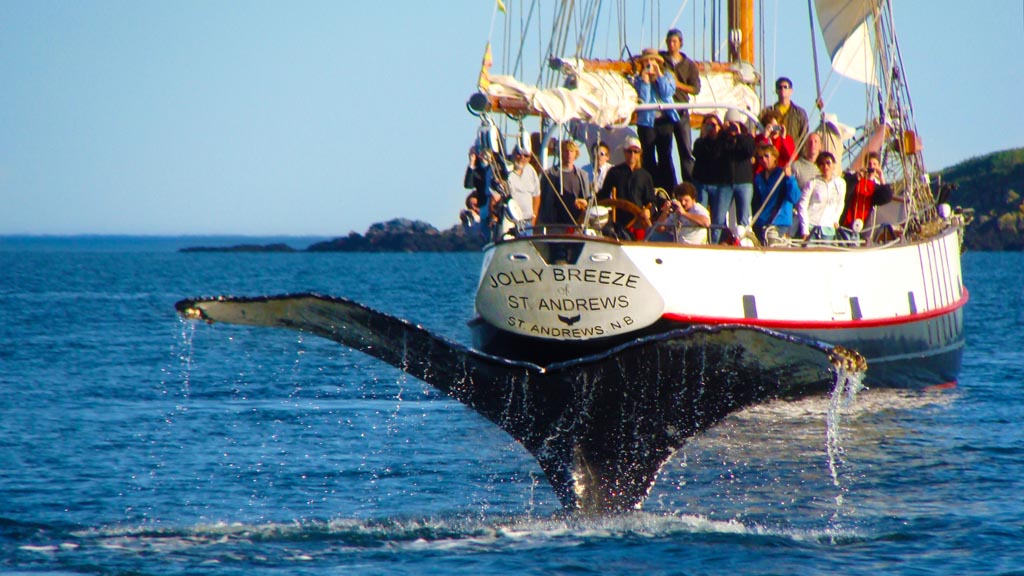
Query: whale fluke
xmin=176 ymin=293 xmax=859 ymax=513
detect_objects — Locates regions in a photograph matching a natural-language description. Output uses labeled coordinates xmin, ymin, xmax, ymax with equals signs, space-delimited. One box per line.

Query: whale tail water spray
xmin=176 ymin=293 xmax=865 ymax=514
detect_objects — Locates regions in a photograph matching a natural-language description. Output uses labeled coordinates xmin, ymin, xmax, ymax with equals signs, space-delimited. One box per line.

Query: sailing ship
xmin=467 ymin=0 xmax=968 ymax=390
xmin=177 ymin=0 xmax=967 ymax=512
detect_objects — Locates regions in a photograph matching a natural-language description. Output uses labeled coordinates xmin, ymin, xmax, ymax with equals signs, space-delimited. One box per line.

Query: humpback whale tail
xmin=176 ymin=293 xmax=864 ymax=514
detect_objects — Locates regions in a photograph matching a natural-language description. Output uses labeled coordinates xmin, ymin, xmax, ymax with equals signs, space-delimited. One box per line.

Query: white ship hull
xmin=473 ymin=226 xmax=967 ymax=389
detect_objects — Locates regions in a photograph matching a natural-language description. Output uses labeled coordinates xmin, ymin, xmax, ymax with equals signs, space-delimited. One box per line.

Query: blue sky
xmin=1 ymin=0 xmax=1021 ymax=236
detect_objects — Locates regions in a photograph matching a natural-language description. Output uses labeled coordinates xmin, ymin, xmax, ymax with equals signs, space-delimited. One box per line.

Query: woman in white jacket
xmin=797 ymin=151 xmax=845 ymax=241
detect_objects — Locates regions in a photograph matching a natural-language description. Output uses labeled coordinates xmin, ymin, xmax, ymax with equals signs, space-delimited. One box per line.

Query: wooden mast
xmin=729 ymin=0 xmax=756 ymax=64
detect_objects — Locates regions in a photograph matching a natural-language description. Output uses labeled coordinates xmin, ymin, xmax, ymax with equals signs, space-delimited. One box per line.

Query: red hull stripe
xmin=662 ymin=288 xmax=970 ymax=330
xmin=924 ymin=381 xmax=958 ymax=391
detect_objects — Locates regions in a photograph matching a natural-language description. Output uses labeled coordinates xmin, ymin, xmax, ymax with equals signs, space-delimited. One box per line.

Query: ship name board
xmin=487 ymin=267 xmax=640 ymax=290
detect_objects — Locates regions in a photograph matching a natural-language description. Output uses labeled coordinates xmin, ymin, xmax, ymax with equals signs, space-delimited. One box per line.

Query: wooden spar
xmin=568 ymin=58 xmax=743 ymax=76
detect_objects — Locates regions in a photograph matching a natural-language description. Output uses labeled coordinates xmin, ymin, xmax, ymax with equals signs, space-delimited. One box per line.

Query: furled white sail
xmin=691 ymin=68 xmax=762 ymax=121
xmin=484 ymin=69 xmax=637 ymax=125
xmin=815 ymin=0 xmax=879 ymax=86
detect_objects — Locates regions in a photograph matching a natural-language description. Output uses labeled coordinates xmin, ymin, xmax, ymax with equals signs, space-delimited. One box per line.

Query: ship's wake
xmin=175 ymin=292 xmax=864 ymax=514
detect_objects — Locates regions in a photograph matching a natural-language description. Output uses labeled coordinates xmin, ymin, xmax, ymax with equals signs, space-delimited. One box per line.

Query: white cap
xmin=724 ymin=109 xmax=747 ymax=124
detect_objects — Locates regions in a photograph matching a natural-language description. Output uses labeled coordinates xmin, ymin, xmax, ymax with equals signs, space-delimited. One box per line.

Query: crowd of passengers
xmin=462 ymin=29 xmax=893 ymax=246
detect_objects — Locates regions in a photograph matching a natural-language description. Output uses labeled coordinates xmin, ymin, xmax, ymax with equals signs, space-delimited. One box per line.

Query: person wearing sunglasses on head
xmin=584 ymin=142 xmax=613 ymax=195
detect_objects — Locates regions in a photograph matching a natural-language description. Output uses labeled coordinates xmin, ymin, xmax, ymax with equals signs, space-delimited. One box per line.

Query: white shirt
xmin=666 ymin=202 xmax=710 ymax=245
xmin=507 ymin=163 xmax=540 ymax=220
xmin=798 ymin=175 xmax=846 ymax=236
xmin=585 ymin=162 xmax=612 ymax=194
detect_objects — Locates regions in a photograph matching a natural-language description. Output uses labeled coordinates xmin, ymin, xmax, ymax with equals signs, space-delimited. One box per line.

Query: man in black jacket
xmin=598 ymin=136 xmax=659 ymax=239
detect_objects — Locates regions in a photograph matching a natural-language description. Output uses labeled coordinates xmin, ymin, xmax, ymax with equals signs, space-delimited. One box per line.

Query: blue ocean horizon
xmin=1 ymin=236 xmax=1022 ymax=575
xmin=0 ymin=234 xmax=333 ymax=252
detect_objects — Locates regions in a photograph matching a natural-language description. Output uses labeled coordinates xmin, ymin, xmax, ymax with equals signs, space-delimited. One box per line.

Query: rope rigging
xmin=471 ymin=0 xmax=947 ymax=245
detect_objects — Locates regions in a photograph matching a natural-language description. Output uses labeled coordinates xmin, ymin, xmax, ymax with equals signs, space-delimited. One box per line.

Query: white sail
xmin=691 ymin=67 xmax=761 ymax=119
xmin=815 ymin=0 xmax=879 ymax=86
xmin=484 ymin=68 xmax=637 ymax=125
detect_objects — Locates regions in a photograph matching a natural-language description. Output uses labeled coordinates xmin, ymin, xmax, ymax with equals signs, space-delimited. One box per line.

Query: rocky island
xmin=180 ymin=218 xmax=484 ymax=253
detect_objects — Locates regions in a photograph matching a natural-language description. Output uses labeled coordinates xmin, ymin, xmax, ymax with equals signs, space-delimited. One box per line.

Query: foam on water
xmin=27 ymin=510 xmax=864 ymax=566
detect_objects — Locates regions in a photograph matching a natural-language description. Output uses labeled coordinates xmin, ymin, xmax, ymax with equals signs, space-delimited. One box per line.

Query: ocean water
xmin=1 ymin=236 xmax=1022 ymax=575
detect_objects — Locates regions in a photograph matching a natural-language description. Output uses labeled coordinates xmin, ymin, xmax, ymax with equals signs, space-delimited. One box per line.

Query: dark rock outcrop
xmin=305 ymin=219 xmax=484 ymax=252
xmin=180 ymin=218 xmax=484 ymax=253
xmin=180 ymin=243 xmax=296 ymax=253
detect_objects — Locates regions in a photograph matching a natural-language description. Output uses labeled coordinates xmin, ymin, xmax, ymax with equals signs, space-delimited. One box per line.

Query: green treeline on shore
xmin=942 ymin=148 xmax=1024 ymax=251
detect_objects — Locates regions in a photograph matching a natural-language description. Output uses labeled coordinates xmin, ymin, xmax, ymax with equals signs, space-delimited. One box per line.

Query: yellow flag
xmin=497 ymin=0 xmax=506 ymax=14
xmin=478 ymin=42 xmax=493 ymax=90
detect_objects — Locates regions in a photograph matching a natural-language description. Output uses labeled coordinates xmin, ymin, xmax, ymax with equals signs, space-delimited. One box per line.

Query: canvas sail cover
xmin=815 ymin=0 xmax=879 ymax=86
xmin=484 ymin=69 xmax=638 ymax=125
xmin=690 ymin=66 xmax=761 ymax=120
xmin=484 ymin=61 xmax=760 ymax=126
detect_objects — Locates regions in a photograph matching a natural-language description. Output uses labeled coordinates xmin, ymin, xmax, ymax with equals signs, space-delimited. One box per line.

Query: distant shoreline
xmin=0 ymin=234 xmax=334 ymax=252
xmin=176 ymin=218 xmax=484 ymax=253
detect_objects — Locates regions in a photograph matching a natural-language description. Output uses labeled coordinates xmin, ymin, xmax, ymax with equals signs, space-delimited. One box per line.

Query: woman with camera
xmin=708 ymin=109 xmax=756 ymax=243
xmin=633 ymin=48 xmax=679 ymax=192
xmin=841 ymin=150 xmax=894 ymax=231
xmin=837 ymin=121 xmax=894 ymax=234
xmin=756 ymin=109 xmax=795 ymax=172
